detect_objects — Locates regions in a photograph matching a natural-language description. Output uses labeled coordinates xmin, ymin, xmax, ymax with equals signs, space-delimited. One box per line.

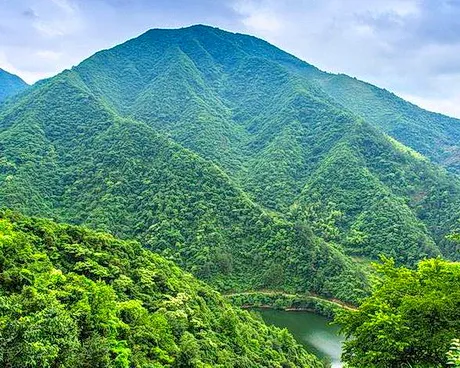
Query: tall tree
xmin=336 ymin=257 xmax=460 ymax=367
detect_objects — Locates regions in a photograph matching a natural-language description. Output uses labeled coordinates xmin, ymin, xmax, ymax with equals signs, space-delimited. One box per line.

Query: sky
xmin=1 ymin=0 xmax=460 ymax=118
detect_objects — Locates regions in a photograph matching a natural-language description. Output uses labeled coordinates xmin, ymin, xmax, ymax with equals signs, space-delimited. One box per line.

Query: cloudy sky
xmin=1 ymin=0 xmax=459 ymax=118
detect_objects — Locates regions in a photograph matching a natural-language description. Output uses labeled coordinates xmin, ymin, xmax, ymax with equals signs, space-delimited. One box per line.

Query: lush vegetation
xmin=0 ymin=24 xmax=459 ymax=368
xmin=336 ymin=257 xmax=460 ymax=367
xmin=0 ymin=68 xmax=28 ymax=103
xmin=296 ymin=122 xmax=460 ymax=263
xmin=225 ymin=291 xmax=344 ymax=318
xmin=447 ymin=339 xmax=460 ymax=367
xmin=0 ymin=44 xmax=367 ymax=303
xmin=0 ymin=24 xmax=458 ymax=303
xmin=315 ymin=73 xmax=460 ymax=174
xmin=0 ymin=210 xmax=324 ymax=367
xmin=71 ymin=25 xmax=460 ymax=262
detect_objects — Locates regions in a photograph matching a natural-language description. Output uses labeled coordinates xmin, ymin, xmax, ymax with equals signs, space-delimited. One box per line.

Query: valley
xmin=0 ymin=24 xmax=458 ymax=368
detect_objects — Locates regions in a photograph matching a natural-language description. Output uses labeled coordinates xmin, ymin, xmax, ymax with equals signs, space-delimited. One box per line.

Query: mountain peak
xmin=76 ymin=24 xmax=315 ymax=91
xmin=0 ymin=25 xmax=458 ymax=305
xmin=144 ymin=24 xmax=236 ymax=35
xmin=178 ymin=23 xmax=221 ymax=31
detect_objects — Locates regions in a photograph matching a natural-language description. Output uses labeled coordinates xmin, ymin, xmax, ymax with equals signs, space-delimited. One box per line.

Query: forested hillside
xmin=315 ymin=73 xmax=460 ymax=174
xmin=0 ymin=68 xmax=28 ymax=102
xmin=0 ymin=68 xmax=366 ymax=302
xmin=296 ymin=121 xmax=460 ymax=263
xmin=0 ymin=25 xmax=458 ymax=305
xmin=70 ymin=25 xmax=460 ymax=260
xmin=0 ymin=210 xmax=323 ymax=367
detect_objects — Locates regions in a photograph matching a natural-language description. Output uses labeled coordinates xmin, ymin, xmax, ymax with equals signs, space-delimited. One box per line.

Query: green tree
xmin=335 ymin=257 xmax=460 ymax=368
xmin=447 ymin=339 xmax=460 ymax=367
xmin=0 ymin=210 xmax=323 ymax=368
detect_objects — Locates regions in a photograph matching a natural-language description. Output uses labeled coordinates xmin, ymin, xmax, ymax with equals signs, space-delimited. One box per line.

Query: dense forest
xmin=0 ymin=68 xmax=28 ymax=102
xmin=0 ymin=24 xmax=459 ymax=367
xmin=0 ymin=27 xmax=458 ymax=301
xmin=316 ymin=73 xmax=460 ymax=174
xmin=336 ymin=256 xmax=460 ymax=367
xmin=0 ymin=44 xmax=370 ymax=303
xmin=0 ymin=210 xmax=323 ymax=367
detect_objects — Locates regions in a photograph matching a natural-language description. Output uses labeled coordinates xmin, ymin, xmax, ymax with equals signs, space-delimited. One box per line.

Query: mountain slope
xmin=314 ymin=73 xmax=460 ymax=174
xmin=0 ymin=25 xmax=458 ymax=301
xmin=0 ymin=210 xmax=323 ymax=368
xmin=0 ymin=68 xmax=366 ymax=302
xmin=0 ymin=68 xmax=28 ymax=102
xmin=296 ymin=121 xmax=459 ymax=263
xmin=68 ymin=25 xmax=459 ymax=260
xmin=72 ymin=25 xmax=349 ymax=206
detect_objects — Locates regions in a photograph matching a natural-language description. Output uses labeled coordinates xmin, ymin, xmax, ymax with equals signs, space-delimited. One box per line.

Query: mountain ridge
xmin=0 ymin=25 xmax=458 ymax=304
xmin=0 ymin=68 xmax=28 ymax=102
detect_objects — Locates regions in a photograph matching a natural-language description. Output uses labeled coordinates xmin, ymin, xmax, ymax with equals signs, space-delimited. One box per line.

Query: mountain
xmin=0 ymin=65 xmax=366 ymax=302
xmin=70 ymin=25 xmax=460 ymax=260
xmin=0 ymin=210 xmax=323 ymax=367
xmin=0 ymin=68 xmax=28 ymax=102
xmin=315 ymin=73 xmax=460 ymax=174
xmin=0 ymin=25 xmax=458 ymax=302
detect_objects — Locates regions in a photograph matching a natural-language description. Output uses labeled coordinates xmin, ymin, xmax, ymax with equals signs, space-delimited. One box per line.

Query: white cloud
xmin=33 ymin=21 xmax=67 ymax=37
xmin=0 ymin=0 xmax=87 ymax=82
xmin=32 ymin=0 xmax=83 ymax=38
xmin=36 ymin=50 xmax=63 ymax=60
xmin=0 ymin=52 xmax=24 ymax=79
xmin=51 ymin=0 xmax=78 ymax=14
xmin=232 ymin=1 xmax=282 ymax=32
xmin=0 ymin=51 xmax=50 ymax=83
xmin=402 ymin=93 xmax=460 ymax=118
xmin=241 ymin=11 xmax=282 ymax=32
xmin=0 ymin=0 xmax=459 ymax=118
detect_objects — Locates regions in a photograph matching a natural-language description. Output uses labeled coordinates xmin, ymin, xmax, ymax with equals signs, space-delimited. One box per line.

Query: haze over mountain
xmin=0 ymin=68 xmax=28 ymax=102
xmin=0 ymin=25 xmax=459 ymax=305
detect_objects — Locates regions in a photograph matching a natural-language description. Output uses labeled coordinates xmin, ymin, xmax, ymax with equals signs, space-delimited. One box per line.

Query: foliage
xmin=335 ymin=257 xmax=460 ymax=368
xmin=296 ymin=122 xmax=460 ymax=263
xmin=315 ymin=73 xmax=460 ymax=174
xmin=0 ymin=53 xmax=367 ymax=303
xmin=0 ymin=25 xmax=458 ymax=306
xmin=447 ymin=339 xmax=460 ymax=367
xmin=0 ymin=210 xmax=324 ymax=368
xmin=225 ymin=292 xmax=343 ymax=318
xmin=0 ymin=68 xmax=28 ymax=103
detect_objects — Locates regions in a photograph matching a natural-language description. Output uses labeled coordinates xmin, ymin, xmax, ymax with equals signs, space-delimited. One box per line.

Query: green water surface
xmin=259 ymin=310 xmax=344 ymax=367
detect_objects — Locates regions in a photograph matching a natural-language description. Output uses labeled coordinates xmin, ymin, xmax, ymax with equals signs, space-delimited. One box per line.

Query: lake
xmin=259 ymin=309 xmax=344 ymax=368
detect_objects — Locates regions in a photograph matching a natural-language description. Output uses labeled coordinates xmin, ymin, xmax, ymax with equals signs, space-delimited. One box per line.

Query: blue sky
xmin=1 ymin=0 xmax=460 ymax=118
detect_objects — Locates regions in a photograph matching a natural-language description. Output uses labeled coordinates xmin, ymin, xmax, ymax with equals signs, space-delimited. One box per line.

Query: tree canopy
xmin=0 ymin=210 xmax=323 ymax=368
xmin=336 ymin=257 xmax=460 ymax=367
